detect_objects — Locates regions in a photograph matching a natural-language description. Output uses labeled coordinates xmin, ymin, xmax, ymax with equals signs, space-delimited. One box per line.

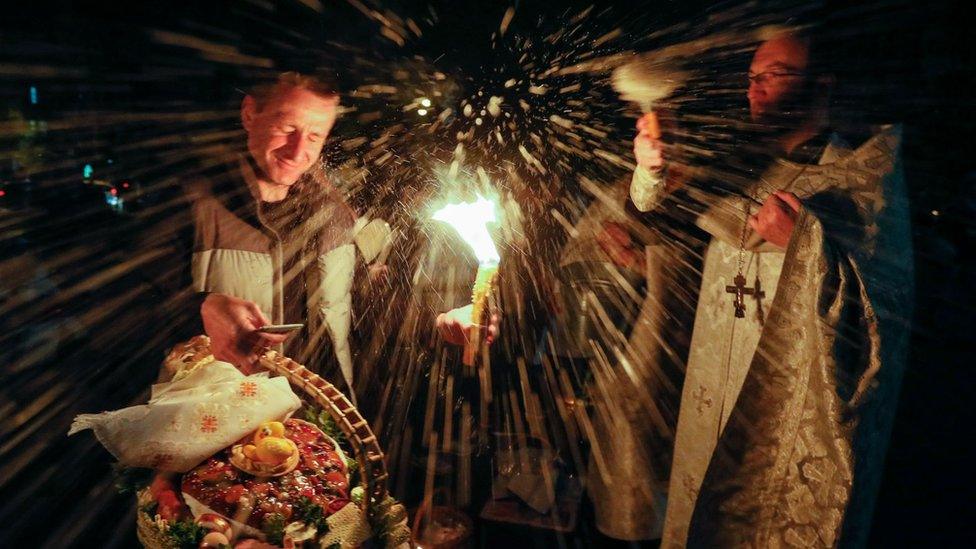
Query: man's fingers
xmin=634 ymin=133 xmax=659 ymax=146
xmin=451 ymin=323 xmax=469 ymax=345
xmin=634 ymin=133 xmax=662 ymax=154
xmin=636 ymin=113 xmax=650 ymax=132
xmin=437 ymin=314 xmax=465 ymax=345
xmin=485 ymin=314 xmax=499 ymax=345
xmin=767 ymin=194 xmax=789 ymax=212
xmin=245 ymin=302 xmax=272 ymax=328
xmin=246 ymin=330 xmax=287 ymax=350
xmin=767 ymin=196 xmax=798 ymax=224
xmin=774 ymin=191 xmax=802 ymax=213
xmin=635 ymin=145 xmax=664 ymax=170
xmin=750 ymin=194 xmax=797 ymax=249
xmin=238 ymin=332 xmax=284 ymax=367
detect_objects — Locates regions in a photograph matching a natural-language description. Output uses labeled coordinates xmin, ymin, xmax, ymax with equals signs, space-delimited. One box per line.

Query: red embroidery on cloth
xmin=239 ymin=381 xmax=258 ymax=398
xmin=200 ymin=415 xmax=219 ymax=433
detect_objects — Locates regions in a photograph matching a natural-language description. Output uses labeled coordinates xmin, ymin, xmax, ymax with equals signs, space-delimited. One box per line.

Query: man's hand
xmin=200 ymin=293 xmax=288 ymax=374
xmin=634 ymin=113 xmax=665 ymax=170
xmin=748 ymin=191 xmax=802 ymax=249
xmin=436 ymin=304 xmax=500 ymax=347
xmin=596 ymin=221 xmax=645 ymax=273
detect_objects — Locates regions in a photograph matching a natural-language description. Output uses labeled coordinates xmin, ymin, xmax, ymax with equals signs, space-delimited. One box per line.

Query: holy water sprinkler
xmin=611 ymin=53 xmax=689 ymax=137
xmin=612 ymin=54 xmax=690 ymax=210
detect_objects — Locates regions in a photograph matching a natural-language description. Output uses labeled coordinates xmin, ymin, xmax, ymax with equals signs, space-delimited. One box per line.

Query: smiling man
xmin=242 ymin=79 xmax=339 ymax=199
xmin=183 ymin=72 xmax=361 ymax=393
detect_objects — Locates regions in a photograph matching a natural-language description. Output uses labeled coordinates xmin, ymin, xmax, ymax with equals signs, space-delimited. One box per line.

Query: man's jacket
xmin=188 ymin=155 xmax=358 ymax=390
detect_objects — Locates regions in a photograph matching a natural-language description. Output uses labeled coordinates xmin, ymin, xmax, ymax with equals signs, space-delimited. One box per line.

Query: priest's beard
xmin=749 ymin=78 xmax=822 ymax=148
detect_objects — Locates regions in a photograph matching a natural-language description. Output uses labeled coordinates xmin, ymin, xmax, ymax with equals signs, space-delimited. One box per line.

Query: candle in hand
xmin=432 ymin=195 xmax=501 ymax=365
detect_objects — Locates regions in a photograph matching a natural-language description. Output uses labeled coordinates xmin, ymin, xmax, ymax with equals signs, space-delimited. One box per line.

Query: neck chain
xmin=724 ymin=159 xmax=816 ymax=322
xmin=725 ymin=192 xmax=765 ymax=322
xmin=724 ymin=135 xmax=828 ymax=321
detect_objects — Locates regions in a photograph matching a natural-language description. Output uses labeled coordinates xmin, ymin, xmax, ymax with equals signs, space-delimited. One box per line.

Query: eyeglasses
xmin=747 ymin=70 xmax=806 ymax=86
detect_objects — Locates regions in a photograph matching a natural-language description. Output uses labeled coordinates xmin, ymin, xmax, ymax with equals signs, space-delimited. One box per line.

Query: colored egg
xmin=254 ymin=421 xmax=285 ymax=443
xmin=255 ymin=438 xmax=296 ymax=465
xmin=199 ymin=531 xmax=230 ymax=548
xmin=196 ymin=512 xmax=233 ymax=539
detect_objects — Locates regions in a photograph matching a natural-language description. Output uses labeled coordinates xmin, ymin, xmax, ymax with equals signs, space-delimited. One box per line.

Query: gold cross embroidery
xmin=693 ymin=385 xmax=713 ymax=415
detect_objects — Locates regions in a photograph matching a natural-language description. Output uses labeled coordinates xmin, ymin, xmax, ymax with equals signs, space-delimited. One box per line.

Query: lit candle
xmin=431 ymin=194 xmax=501 ymax=365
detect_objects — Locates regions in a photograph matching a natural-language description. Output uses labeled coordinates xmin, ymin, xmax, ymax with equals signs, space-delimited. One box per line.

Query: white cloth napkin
xmin=69 ymin=361 xmax=301 ymax=472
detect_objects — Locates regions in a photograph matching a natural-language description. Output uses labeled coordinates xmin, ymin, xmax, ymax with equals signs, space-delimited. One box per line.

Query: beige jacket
xmin=189 ymin=156 xmax=358 ymax=390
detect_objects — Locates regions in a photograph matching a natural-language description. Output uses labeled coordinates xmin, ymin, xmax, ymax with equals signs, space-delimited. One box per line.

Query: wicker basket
xmin=135 ymin=336 xmax=407 ymax=548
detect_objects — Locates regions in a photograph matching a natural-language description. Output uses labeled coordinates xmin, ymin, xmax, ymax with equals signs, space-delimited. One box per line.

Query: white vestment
xmin=660 ymin=127 xmax=909 ymax=547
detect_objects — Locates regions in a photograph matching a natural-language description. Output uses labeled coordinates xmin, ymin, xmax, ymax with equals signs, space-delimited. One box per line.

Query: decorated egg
xmin=254 ymin=421 xmax=285 ymax=443
xmin=254 ymin=438 xmax=297 ymax=465
xmin=200 ymin=531 xmax=230 ymax=548
xmin=196 ymin=512 xmax=233 ymax=539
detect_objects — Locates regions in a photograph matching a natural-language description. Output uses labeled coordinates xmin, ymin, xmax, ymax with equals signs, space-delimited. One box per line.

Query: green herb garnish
xmin=303 ymin=407 xmax=344 ymax=441
xmin=262 ymin=512 xmax=286 ymax=546
xmin=293 ymin=496 xmax=330 ymax=532
xmin=166 ymin=520 xmax=207 ymax=549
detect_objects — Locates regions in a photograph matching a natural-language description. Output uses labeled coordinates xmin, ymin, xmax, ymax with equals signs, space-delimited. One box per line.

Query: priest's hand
xmin=201 ymin=293 xmax=288 ymax=374
xmin=597 ymin=221 xmax=646 ymax=273
xmin=749 ymin=191 xmax=802 ymax=249
xmin=436 ymin=304 xmax=500 ymax=347
xmin=634 ymin=113 xmax=665 ymax=170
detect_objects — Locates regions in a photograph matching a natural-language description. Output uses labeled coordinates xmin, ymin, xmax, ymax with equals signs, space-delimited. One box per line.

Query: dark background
xmin=1 ymin=0 xmax=973 ymax=546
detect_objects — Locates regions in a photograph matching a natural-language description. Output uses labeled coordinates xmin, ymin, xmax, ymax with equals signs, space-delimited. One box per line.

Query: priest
xmin=630 ymin=30 xmax=914 ymax=547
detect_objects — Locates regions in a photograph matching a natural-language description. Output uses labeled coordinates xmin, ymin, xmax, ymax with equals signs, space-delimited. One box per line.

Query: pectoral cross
xmin=725 ymin=273 xmax=767 ymax=320
xmin=726 ymin=273 xmax=755 ymax=318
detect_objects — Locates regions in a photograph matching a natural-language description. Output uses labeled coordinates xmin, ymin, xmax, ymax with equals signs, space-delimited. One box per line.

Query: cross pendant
xmin=725 ymin=273 xmax=755 ymax=318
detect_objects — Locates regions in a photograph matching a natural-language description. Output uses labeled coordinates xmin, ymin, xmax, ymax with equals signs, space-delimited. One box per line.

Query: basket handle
xmin=257 ymin=350 xmax=389 ymax=517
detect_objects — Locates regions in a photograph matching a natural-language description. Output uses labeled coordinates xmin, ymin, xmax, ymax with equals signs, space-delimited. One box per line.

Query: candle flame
xmin=432 ymin=195 xmax=501 ymax=266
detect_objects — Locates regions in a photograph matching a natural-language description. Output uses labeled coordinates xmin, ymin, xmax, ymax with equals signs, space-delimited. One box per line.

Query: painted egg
xmin=199 ymin=531 xmax=230 ymax=548
xmin=196 ymin=512 xmax=233 ymax=539
xmin=254 ymin=421 xmax=285 ymax=443
xmin=255 ymin=438 xmax=296 ymax=465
